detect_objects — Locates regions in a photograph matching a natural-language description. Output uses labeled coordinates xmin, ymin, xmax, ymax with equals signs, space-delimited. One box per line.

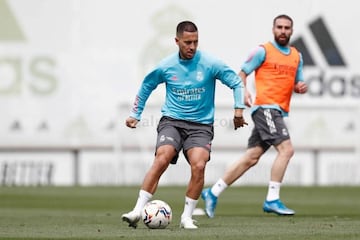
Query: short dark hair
xmin=176 ymin=21 xmax=198 ymax=37
xmin=273 ymin=14 xmax=293 ymax=27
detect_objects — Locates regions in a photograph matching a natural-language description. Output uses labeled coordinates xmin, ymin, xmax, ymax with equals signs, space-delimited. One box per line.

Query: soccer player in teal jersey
xmin=122 ymin=21 xmax=247 ymax=229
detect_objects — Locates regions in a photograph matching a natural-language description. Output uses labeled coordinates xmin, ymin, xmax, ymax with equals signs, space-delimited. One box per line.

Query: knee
xmin=154 ymin=157 xmax=168 ymax=169
xmin=155 ymin=146 xmax=176 ymax=163
xmin=247 ymin=157 xmax=260 ymax=167
xmin=153 ymin=152 xmax=172 ymax=170
xmin=245 ymin=151 xmax=261 ymax=167
xmin=191 ymin=160 xmax=207 ymax=174
xmin=277 ymin=140 xmax=295 ymax=159
xmin=282 ymin=146 xmax=294 ymax=159
xmin=289 ymin=147 xmax=295 ymax=158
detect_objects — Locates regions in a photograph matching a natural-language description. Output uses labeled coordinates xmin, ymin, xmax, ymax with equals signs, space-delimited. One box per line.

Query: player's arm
xmin=231 ymin=73 xmax=248 ymax=130
xmin=240 ymin=45 xmax=266 ymax=107
xmin=238 ymin=71 xmax=252 ymax=107
xmin=127 ymin=69 xmax=163 ymax=128
xmin=212 ymin=61 xmax=247 ymax=130
xmin=293 ymin=53 xmax=308 ymax=94
xmin=212 ymin=58 xmax=246 ymax=108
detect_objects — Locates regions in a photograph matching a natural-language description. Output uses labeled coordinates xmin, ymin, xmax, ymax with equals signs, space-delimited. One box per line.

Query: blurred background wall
xmin=0 ymin=0 xmax=359 ymax=186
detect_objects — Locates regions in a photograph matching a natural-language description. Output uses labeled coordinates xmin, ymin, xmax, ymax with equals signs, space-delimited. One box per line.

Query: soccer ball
xmin=141 ymin=200 xmax=172 ymax=229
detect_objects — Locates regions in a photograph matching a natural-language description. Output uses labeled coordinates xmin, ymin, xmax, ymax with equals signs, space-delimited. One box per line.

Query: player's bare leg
xmin=122 ymin=145 xmax=175 ymax=228
xmin=263 ymin=139 xmax=295 ymax=215
xmin=180 ymin=147 xmax=209 ymax=229
xmin=202 ymin=146 xmax=263 ymax=218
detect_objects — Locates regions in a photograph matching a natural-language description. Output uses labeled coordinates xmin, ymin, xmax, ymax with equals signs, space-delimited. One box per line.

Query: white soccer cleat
xmin=122 ymin=210 xmax=141 ymax=229
xmin=180 ymin=217 xmax=198 ymax=229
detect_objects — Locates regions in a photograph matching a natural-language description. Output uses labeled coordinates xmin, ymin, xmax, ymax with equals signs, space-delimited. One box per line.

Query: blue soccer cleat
xmin=201 ymin=188 xmax=218 ymax=218
xmin=263 ymin=199 xmax=295 ymax=216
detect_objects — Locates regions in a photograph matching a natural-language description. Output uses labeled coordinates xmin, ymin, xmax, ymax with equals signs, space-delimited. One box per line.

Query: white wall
xmin=0 ymin=0 xmax=359 ymax=185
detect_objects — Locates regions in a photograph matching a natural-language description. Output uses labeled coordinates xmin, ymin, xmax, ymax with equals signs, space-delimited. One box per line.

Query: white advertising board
xmin=0 ymin=152 xmax=73 ymax=185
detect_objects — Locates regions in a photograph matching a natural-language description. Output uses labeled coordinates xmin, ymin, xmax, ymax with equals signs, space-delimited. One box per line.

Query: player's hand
xmin=125 ymin=117 xmax=139 ymax=128
xmin=245 ymin=90 xmax=253 ymax=107
xmin=233 ymin=116 xmax=248 ymax=130
xmin=294 ymin=81 xmax=308 ymax=94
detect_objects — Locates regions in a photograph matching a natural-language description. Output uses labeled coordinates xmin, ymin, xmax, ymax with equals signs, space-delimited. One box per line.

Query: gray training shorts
xmin=248 ymin=108 xmax=290 ymax=151
xmin=155 ymin=116 xmax=214 ymax=164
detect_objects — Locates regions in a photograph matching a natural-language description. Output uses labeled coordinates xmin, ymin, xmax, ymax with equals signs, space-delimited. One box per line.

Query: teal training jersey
xmin=130 ymin=50 xmax=245 ymax=124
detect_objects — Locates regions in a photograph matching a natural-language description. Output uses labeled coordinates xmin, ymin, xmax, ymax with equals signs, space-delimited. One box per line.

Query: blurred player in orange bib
xmin=202 ymin=14 xmax=308 ymax=218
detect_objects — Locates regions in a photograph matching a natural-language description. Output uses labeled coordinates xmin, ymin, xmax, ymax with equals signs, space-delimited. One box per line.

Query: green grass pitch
xmin=0 ymin=186 xmax=359 ymax=239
